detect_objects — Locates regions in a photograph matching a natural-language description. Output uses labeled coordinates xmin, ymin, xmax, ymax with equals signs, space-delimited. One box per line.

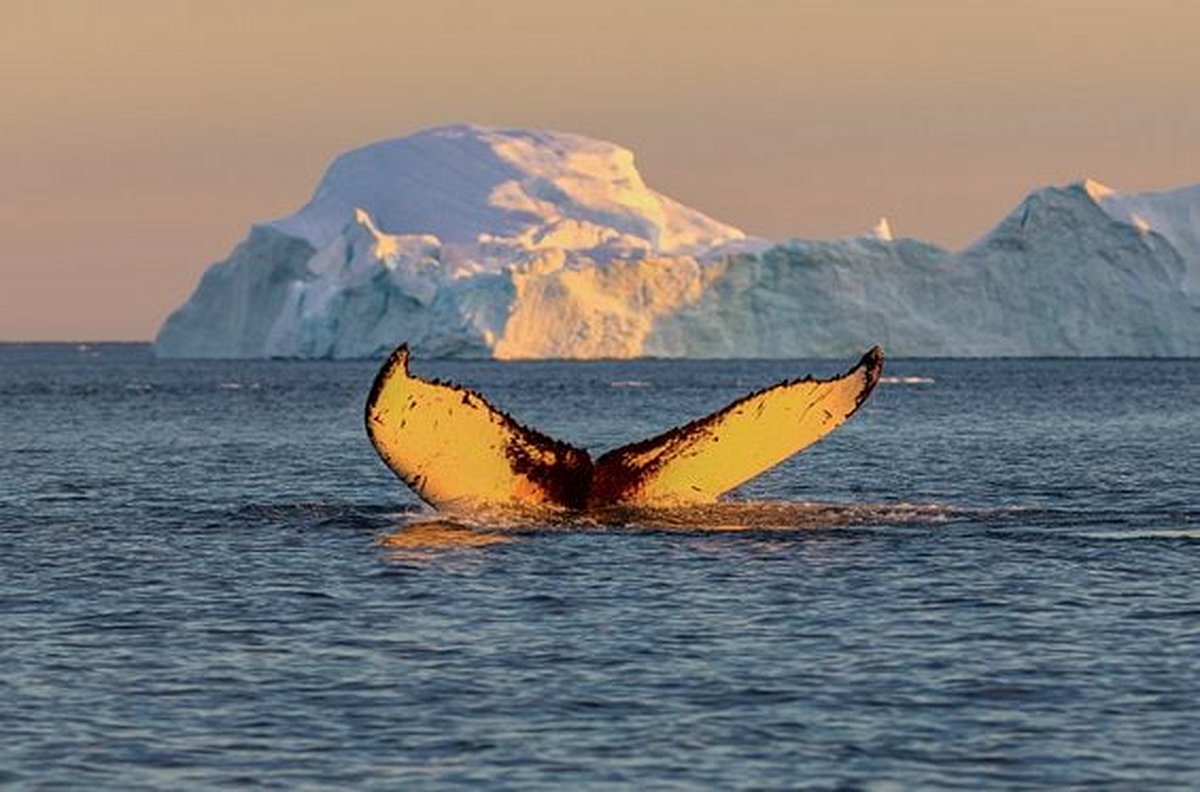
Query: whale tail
xmin=365 ymin=345 xmax=883 ymax=511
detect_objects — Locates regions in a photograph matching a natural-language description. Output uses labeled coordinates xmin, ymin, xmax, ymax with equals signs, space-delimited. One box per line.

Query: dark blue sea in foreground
xmin=3 ymin=343 xmax=1198 ymax=788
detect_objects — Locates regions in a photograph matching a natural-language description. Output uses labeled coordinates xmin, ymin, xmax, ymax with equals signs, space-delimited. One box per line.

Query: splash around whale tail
xmin=365 ymin=345 xmax=883 ymax=511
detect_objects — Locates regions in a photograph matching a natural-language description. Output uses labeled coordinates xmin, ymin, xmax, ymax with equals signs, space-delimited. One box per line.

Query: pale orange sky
xmin=2 ymin=0 xmax=1198 ymax=340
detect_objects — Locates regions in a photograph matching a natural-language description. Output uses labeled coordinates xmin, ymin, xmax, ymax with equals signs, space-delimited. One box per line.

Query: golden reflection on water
xmin=377 ymin=501 xmax=955 ymax=556
xmin=378 ymin=520 xmax=515 ymax=549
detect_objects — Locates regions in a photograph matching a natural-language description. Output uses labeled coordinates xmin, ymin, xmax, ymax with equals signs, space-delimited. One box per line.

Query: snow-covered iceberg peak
xmin=269 ymin=124 xmax=745 ymax=257
xmin=870 ymin=217 xmax=894 ymax=241
xmin=1082 ymin=177 xmax=1117 ymax=202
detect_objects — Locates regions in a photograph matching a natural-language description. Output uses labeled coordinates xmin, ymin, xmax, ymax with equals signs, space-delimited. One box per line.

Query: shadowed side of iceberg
xmin=155 ymin=226 xmax=316 ymax=358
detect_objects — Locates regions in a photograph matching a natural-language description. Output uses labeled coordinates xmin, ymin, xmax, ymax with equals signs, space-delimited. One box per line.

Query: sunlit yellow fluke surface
xmin=364 ymin=346 xmax=591 ymax=510
xmin=365 ymin=344 xmax=882 ymax=511
xmin=589 ymin=347 xmax=883 ymax=506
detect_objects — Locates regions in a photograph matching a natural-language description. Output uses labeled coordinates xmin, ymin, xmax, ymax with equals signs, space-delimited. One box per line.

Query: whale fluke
xmin=365 ymin=345 xmax=883 ymax=511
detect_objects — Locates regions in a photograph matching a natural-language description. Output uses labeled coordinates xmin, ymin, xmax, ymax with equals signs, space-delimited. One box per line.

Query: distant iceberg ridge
xmin=156 ymin=125 xmax=1200 ymax=358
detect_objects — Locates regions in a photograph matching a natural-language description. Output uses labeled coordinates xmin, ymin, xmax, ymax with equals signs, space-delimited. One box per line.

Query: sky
xmin=2 ymin=0 xmax=1198 ymax=341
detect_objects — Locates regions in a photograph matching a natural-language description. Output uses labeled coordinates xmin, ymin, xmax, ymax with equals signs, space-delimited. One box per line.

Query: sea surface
xmin=2 ymin=343 xmax=1198 ymax=789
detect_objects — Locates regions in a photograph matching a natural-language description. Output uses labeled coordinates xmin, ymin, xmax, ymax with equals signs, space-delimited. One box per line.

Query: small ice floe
xmin=879 ymin=376 xmax=935 ymax=385
xmin=609 ymin=380 xmax=651 ymax=388
xmin=1082 ymin=529 xmax=1200 ymax=541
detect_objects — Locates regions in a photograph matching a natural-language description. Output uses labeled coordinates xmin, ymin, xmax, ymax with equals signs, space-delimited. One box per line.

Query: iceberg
xmin=156 ymin=125 xmax=1200 ymax=358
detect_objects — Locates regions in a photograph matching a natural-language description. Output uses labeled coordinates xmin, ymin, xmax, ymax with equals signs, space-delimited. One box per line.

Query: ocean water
xmin=2 ymin=343 xmax=1198 ymax=788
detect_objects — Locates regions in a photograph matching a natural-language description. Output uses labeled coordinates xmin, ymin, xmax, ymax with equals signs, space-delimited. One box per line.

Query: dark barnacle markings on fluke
xmin=504 ymin=436 xmax=592 ymax=511
xmin=365 ymin=343 xmax=883 ymax=511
